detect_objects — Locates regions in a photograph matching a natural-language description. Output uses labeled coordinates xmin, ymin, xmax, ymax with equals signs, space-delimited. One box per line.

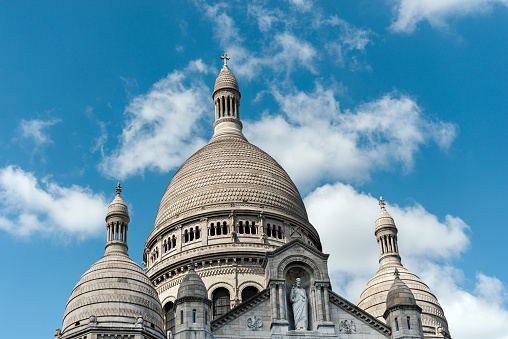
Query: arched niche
xmin=284 ymin=263 xmax=314 ymax=331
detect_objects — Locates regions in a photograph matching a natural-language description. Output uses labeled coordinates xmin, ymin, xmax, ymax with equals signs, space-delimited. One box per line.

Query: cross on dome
xmin=379 ymin=196 xmax=386 ymax=209
xmin=220 ymin=52 xmax=230 ymax=66
xmin=116 ymin=182 xmax=122 ymax=195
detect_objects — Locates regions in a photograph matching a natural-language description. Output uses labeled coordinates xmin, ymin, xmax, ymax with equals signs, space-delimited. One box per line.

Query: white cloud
xmin=99 ymin=61 xmax=211 ymax=179
xmin=245 ymin=84 xmax=457 ymax=190
xmin=419 ymin=264 xmax=508 ymax=339
xmin=390 ymin=0 xmax=508 ymax=33
xmin=304 ymin=181 xmax=508 ymax=339
xmin=287 ymin=0 xmax=313 ymax=12
xmin=0 ymin=166 xmax=109 ymax=238
xmin=18 ymin=118 xmax=60 ymax=147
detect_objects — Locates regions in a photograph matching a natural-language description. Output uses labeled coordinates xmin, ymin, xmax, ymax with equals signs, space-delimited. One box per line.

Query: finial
xmin=116 ymin=182 xmax=122 ymax=196
xmin=379 ymin=196 xmax=386 ymax=209
xmin=220 ymin=52 xmax=230 ymax=66
xmin=394 ymin=268 xmax=400 ymax=279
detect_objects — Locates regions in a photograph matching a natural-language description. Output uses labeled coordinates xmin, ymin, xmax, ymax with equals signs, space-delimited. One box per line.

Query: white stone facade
xmin=57 ymin=56 xmax=451 ymax=339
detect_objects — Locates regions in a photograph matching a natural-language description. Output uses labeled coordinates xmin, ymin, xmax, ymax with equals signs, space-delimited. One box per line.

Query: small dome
xmin=213 ymin=65 xmax=239 ymax=97
xmin=177 ymin=265 xmax=208 ymax=299
xmin=375 ymin=206 xmax=395 ymax=231
xmin=61 ymin=251 xmax=164 ymax=336
xmin=386 ymin=270 xmax=417 ymax=309
xmin=106 ymin=183 xmax=129 ymax=221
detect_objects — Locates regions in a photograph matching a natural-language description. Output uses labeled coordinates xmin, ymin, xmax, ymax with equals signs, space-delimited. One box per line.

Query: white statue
xmin=290 ymin=278 xmax=308 ymax=330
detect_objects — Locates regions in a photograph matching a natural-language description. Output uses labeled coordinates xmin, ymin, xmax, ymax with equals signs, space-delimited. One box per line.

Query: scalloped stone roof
xmin=177 ymin=267 xmax=208 ymax=299
xmin=213 ymin=65 xmax=239 ymax=95
xmin=154 ymin=134 xmax=309 ymax=229
xmin=358 ymin=264 xmax=449 ymax=333
xmin=61 ymin=251 xmax=164 ymax=335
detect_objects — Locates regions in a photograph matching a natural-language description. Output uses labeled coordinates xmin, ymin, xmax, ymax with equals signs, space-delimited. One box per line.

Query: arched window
xmin=163 ymin=240 xmax=167 ymax=253
xmin=195 ymin=227 xmax=200 ymax=239
xmin=184 ymin=230 xmax=189 ymax=243
xmin=217 ymin=223 xmax=222 ymax=235
xmin=407 ymin=316 xmax=411 ymax=330
xmin=251 ymin=222 xmax=256 ymax=234
xmin=239 ymin=221 xmax=244 ymax=234
xmin=277 ymin=226 xmax=282 ymax=239
xmin=172 ymin=235 xmax=176 ymax=248
xmin=267 ymin=224 xmax=272 ymax=237
xmin=212 ymin=287 xmax=230 ymax=319
xmin=245 ymin=221 xmax=250 ymax=234
xmin=210 ymin=223 xmax=216 ymax=236
xmin=241 ymin=286 xmax=258 ymax=302
xmin=164 ymin=302 xmax=175 ymax=336
xmin=222 ymin=222 xmax=228 ymax=235
xmin=395 ymin=317 xmax=399 ymax=331
xmin=190 ymin=228 xmax=194 ymax=241
xmin=180 ymin=310 xmax=183 ymax=324
xmin=193 ymin=309 xmax=196 ymax=323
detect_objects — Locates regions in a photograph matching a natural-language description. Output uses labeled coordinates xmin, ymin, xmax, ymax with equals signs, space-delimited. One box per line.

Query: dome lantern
xmin=105 ymin=182 xmax=130 ymax=254
xmin=212 ymin=53 xmax=243 ymax=139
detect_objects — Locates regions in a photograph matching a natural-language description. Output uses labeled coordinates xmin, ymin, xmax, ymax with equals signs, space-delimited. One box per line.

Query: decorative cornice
xmin=174 ymin=296 xmax=212 ymax=307
xmin=383 ymin=304 xmax=422 ymax=320
xmin=328 ymin=290 xmax=392 ymax=336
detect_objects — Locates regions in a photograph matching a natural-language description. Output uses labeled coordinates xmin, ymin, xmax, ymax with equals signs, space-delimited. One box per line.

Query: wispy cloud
xmin=245 ymin=83 xmax=457 ymax=190
xmin=0 ymin=166 xmax=108 ymax=238
xmin=389 ymin=0 xmax=508 ymax=33
xmin=18 ymin=118 xmax=60 ymax=147
xmin=99 ymin=60 xmax=212 ymax=179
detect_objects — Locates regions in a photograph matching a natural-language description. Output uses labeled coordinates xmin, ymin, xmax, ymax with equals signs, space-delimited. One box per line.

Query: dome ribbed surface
xmin=358 ymin=264 xmax=448 ymax=333
xmin=154 ymin=135 xmax=309 ymax=229
xmin=213 ymin=65 xmax=239 ymax=95
xmin=177 ymin=268 xmax=208 ymax=299
xmin=62 ymin=252 xmax=163 ymax=334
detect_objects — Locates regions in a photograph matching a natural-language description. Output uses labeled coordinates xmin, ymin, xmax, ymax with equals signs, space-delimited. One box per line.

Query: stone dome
xmin=213 ymin=65 xmax=239 ymax=96
xmin=385 ymin=270 xmax=417 ymax=309
xmin=176 ymin=265 xmax=208 ymax=299
xmin=153 ymin=134 xmax=310 ymax=229
xmin=106 ymin=194 xmax=129 ymax=220
xmin=376 ymin=206 xmax=395 ymax=231
xmin=358 ymin=264 xmax=448 ymax=334
xmin=61 ymin=248 xmax=164 ymax=336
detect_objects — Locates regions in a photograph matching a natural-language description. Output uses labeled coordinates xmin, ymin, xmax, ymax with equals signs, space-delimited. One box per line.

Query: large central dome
xmin=154 ymin=134 xmax=309 ymax=229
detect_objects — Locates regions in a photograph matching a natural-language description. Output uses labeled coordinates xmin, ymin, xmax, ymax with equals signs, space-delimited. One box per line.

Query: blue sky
xmin=0 ymin=1 xmax=507 ymax=338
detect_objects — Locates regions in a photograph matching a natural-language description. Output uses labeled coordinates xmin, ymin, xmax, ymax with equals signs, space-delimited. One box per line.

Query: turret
xmin=174 ymin=261 xmax=212 ymax=339
xmin=384 ymin=269 xmax=423 ymax=339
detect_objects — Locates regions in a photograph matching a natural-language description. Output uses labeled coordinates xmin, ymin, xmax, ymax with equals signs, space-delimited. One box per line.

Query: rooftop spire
xmin=379 ymin=196 xmax=386 ymax=209
xmin=116 ymin=182 xmax=122 ymax=195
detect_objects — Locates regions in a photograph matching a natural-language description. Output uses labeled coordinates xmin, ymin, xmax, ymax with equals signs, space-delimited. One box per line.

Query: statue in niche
xmin=290 ymin=278 xmax=308 ymax=330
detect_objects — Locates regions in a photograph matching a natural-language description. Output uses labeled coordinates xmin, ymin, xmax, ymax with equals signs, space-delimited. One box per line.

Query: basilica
xmin=56 ymin=55 xmax=452 ymax=339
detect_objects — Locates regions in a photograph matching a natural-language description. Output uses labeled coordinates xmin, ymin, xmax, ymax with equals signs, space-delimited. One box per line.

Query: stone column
xmin=123 ymin=224 xmax=127 ymax=243
xmin=316 ymin=284 xmax=324 ymax=322
xmin=270 ymin=283 xmax=278 ymax=320
xmin=323 ymin=285 xmax=330 ymax=322
xmin=278 ymin=282 xmax=286 ymax=320
xmin=229 ymin=96 xmax=233 ymax=116
xmin=236 ymin=99 xmax=240 ymax=119
xmin=177 ymin=225 xmax=182 ymax=252
xmin=201 ymin=218 xmax=208 ymax=245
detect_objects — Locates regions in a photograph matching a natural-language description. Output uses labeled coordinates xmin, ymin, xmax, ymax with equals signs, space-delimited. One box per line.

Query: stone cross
xmin=221 ymin=52 xmax=230 ymax=66
xmin=379 ymin=196 xmax=386 ymax=209
xmin=116 ymin=182 xmax=122 ymax=195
